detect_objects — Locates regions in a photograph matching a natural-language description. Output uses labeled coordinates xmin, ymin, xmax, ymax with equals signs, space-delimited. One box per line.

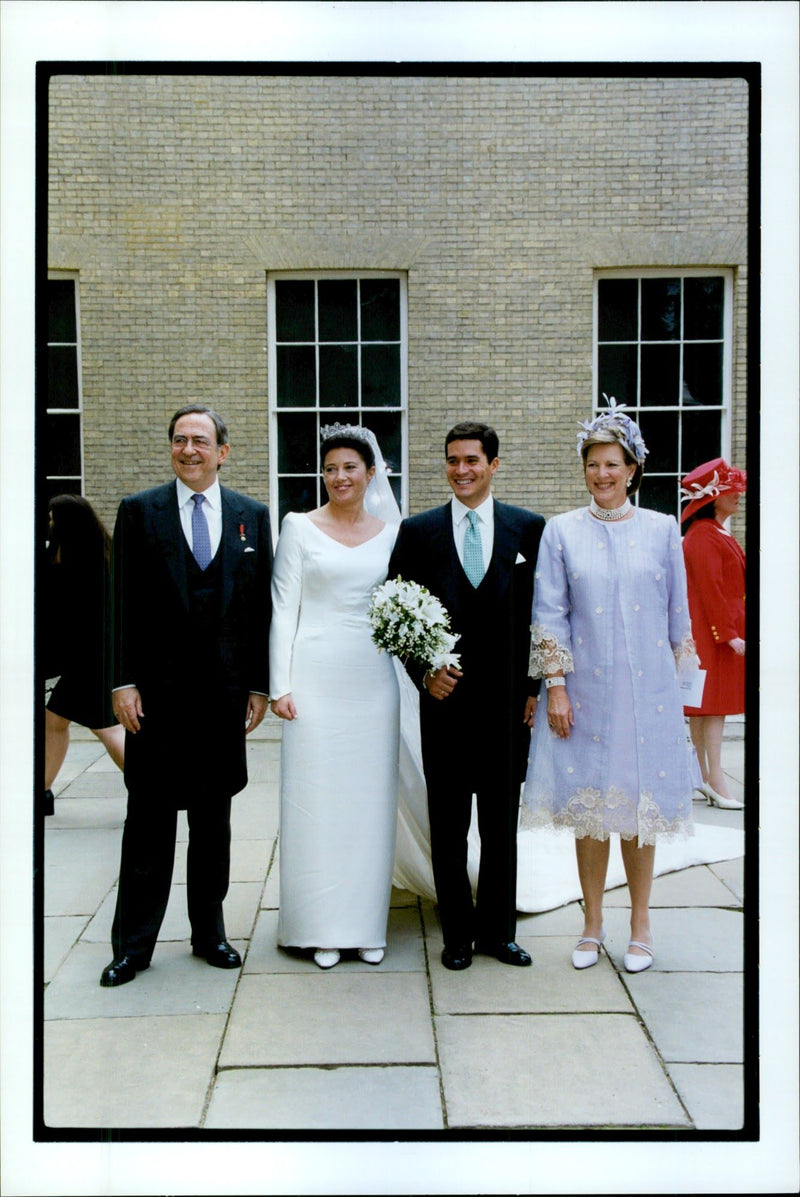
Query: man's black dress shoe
xmin=474 ymin=940 xmax=532 ymax=966
xmin=99 ymin=955 xmax=149 ymax=987
xmin=193 ymin=941 xmax=242 ymax=969
xmin=441 ymin=944 xmax=472 ymax=970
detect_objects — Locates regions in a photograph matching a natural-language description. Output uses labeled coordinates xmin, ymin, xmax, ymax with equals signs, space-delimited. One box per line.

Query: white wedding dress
xmin=270 ymin=513 xmax=400 ymax=949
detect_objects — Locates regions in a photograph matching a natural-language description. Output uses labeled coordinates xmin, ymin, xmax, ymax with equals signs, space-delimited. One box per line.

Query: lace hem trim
xmin=529 ymin=624 xmax=575 ymax=678
xmin=520 ymin=785 xmax=693 ymax=846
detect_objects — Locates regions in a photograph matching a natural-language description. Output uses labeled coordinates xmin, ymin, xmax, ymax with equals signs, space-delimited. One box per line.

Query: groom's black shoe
xmin=474 ymin=940 xmax=532 ymax=966
xmin=441 ymin=944 xmax=472 ymax=970
xmin=100 ymin=955 xmax=150 ymax=987
xmin=193 ymin=940 xmax=242 ymax=969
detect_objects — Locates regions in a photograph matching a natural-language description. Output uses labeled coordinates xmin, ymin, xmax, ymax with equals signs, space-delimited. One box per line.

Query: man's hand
xmin=424 ymin=665 xmax=463 ymax=701
xmin=113 ymin=686 xmax=144 ymax=734
xmin=523 ymin=695 xmax=538 ymax=728
xmin=245 ymin=693 xmax=269 ymax=734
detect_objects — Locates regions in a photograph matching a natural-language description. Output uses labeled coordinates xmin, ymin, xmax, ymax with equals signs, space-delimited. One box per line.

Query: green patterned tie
xmin=463 ymin=509 xmax=485 ymax=587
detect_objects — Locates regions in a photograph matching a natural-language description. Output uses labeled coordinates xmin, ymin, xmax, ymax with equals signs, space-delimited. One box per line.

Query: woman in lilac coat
xmin=522 ymin=400 xmax=697 ymax=974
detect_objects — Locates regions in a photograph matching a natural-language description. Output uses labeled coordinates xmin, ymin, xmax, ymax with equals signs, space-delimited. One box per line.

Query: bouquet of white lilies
xmin=368 ymin=576 xmax=461 ymax=672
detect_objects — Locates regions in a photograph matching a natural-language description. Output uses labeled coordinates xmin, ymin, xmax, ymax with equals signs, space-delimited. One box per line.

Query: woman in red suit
xmin=681 ymin=458 xmax=746 ymax=809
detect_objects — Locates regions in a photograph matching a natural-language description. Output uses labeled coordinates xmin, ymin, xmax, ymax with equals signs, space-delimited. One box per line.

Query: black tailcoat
xmin=110 ymin=480 xmax=272 ymax=960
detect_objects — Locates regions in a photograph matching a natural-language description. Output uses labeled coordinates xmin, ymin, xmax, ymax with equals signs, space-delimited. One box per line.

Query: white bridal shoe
xmin=623 ymin=940 xmax=654 ymax=973
xmin=571 ymin=931 xmax=605 ymax=970
xmin=695 ymin=783 xmax=744 ymax=810
xmin=314 ymin=949 xmax=340 ymax=969
xmin=358 ymin=948 xmax=385 ymax=965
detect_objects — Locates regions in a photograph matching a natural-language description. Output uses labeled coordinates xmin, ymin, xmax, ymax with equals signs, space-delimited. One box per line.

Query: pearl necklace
xmin=589 ymin=497 xmax=632 ymax=522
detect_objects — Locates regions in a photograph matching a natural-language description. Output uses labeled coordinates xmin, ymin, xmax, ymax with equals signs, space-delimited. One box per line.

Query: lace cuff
xmin=673 ymin=632 xmax=699 ymax=669
xmin=529 ymin=623 xmax=574 ymax=678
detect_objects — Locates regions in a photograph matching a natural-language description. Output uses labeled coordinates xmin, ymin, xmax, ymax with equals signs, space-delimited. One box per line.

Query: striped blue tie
xmin=191 ymin=492 xmax=212 ymax=570
xmin=463 ymin=509 xmax=485 ymax=588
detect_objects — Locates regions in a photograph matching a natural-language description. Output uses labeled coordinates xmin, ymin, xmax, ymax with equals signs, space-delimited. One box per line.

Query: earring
xmin=626 ymin=478 xmax=632 ymax=489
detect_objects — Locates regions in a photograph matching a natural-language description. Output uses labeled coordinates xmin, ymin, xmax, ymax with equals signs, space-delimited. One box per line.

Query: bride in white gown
xmin=269 ymin=424 xmax=402 ymax=969
xmin=269 ymin=425 xmax=743 ymax=953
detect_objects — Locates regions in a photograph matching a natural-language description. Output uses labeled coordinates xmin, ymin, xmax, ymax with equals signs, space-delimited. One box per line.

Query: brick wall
xmin=48 ymin=73 xmax=749 ymax=539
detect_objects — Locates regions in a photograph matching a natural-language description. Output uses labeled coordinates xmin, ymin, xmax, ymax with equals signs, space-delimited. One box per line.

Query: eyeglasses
xmin=171 ymin=436 xmax=215 ymax=450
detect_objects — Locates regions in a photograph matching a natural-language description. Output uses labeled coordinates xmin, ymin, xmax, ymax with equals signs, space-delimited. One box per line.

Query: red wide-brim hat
xmin=680 ymin=457 xmax=747 ymax=523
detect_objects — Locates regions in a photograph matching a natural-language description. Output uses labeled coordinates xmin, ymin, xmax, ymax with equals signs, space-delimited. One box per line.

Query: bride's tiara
xmin=320 ymin=422 xmax=373 ymax=445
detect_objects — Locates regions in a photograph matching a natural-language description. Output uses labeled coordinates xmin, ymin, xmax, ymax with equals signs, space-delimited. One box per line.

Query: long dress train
xmin=392 ymin=661 xmax=744 ymax=913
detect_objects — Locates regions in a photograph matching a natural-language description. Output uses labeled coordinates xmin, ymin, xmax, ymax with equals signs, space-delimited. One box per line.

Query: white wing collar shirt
xmin=176 ymin=477 xmax=223 ymax=560
xmin=451 ymin=493 xmax=494 ymax=573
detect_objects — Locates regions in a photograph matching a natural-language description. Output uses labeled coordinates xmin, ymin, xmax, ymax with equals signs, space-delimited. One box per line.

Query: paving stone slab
xmin=86 ymin=753 xmax=123 ymax=773
xmin=56 ymin=772 xmax=127 ymax=799
xmin=668 ymin=1063 xmax=745 ymax=1129
xmin=44 ymin=828 xmax=121 ymax=916
xmin=429 ymin=934 xmax=633 ymax=1015
xmin=603 ymin=863 xmax=741 ymax=909
xmin=231 ymin=785 xmax=279 ymax=840
xmin=221 ymin=972 xmax=436 ymax=1067
xmin=690 ymin=802 xmax=745 ymax=832
xmin=44 ymin=1014 xmax=225 ymax=1128
xmin=205 ymin=1066 xmax=444 ymax=1130
xmin=602 ymin=906 xmax=743 ymax=972
xmin=45 ymin=940 xmax=244 ymax=1019
xmin=516 ymin=902 xmax=584 ymax=937
xmin=436 ymin=1012 xmax=690 ymax=1128
xmin=244 ymin=906 xmax=425 ymax=974
xmin=709 ymin=857 xmax=744 ymax=903
xmin=44 ymin=796 xmax=127 ymax=830
xmin=622 ymin=971 xmax=744 ymax=1063
xmin=44 ymin=915 xmax=89 ymax=983
xmin=51 ymin=744 xmax=106 ymax=789
xmin=231 ymin=838 xmax=274 ymax=884
xmin=260 ymin=853 xmax=280 ymax=909
xmin=244 ymin=742 xmax=282 ymax=782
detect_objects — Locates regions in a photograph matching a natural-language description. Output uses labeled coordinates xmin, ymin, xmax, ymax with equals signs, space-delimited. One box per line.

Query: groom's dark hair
xmin=445 ymin=421 xmax=499 ymax=462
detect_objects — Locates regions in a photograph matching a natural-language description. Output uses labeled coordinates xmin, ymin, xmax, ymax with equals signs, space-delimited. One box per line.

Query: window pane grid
xmin=270 ymin=274 xmax=406 ymax=530
xmin=46 ymin=276 xmax=84 ymax=495
xmin=596 ymin=271 xmax=730 ymax=519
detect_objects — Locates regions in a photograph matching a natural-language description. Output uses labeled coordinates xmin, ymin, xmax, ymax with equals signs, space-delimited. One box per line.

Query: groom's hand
xmin=424 ymin=665 xmax=462 ymax=701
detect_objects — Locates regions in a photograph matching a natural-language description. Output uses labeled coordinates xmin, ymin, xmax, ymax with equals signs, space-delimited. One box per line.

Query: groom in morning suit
xmin=388 ymin=422 xmax=544 ymax=970
xmin=100 ymin=405 xmax=273 ymax=986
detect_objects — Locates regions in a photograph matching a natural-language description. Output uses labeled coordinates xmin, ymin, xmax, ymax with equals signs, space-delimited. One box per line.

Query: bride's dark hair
xmin=320 ymin=430 xmax=375 ymax=471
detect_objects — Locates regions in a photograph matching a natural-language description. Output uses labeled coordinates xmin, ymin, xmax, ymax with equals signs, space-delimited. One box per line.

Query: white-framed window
xmin=594 ymin=269 xmax=734 ymax=519
xmin=46 ymin=272 xmax=84 ymax=503
xmin=267 ymin=271 xmax=408 ymax=532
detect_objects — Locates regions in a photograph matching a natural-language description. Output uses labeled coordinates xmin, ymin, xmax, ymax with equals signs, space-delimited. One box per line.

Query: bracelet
xmin=544 ymin=677 xmax=566 ymax=689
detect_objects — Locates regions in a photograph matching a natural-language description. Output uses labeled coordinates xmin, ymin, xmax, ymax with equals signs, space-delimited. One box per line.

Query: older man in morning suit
xmin=388 ymin=422 xmax=544 ymax=970
xmin=100 ymin=404 xmax=273 ymax=986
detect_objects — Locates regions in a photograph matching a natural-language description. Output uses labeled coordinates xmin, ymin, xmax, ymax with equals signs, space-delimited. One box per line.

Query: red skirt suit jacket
xmin=682 ymin=519 xmax=745 ymax=715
